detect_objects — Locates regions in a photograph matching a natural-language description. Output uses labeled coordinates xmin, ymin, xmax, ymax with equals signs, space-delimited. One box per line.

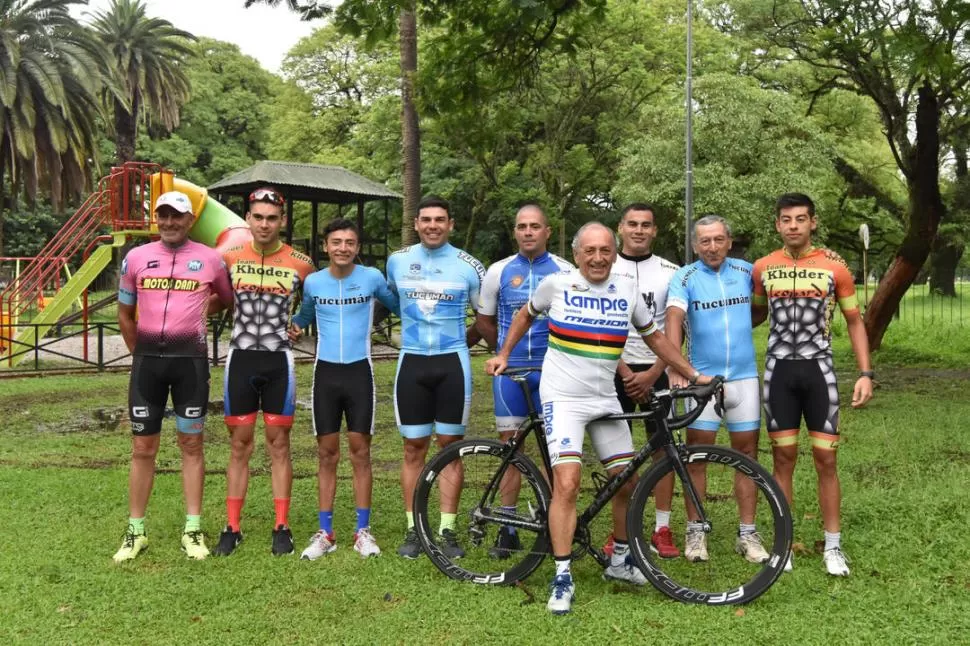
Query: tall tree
xmin=137 ymin=38 xmax=281 ymax=186
xmin=0 ymin=0 xmax=117 ymax=254
xmin=764 ymin=0 xmax=970 ymax=349
xmin=90 ymin=0 xmax=196 ymax=164
xmin=398 ymin=2 xmax=419 ymax=245
xmin=246 ymin=0 xmax=605 ymax=246
xmin=242 ymin=0 xmax=329 ymax=20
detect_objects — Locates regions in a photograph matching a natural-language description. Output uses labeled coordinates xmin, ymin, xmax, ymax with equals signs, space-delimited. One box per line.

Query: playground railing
xmin=0 ymin=162 xmax=163 ymax=345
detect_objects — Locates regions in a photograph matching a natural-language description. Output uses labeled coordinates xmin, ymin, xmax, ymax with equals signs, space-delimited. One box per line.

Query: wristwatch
xmin=859 ymin=370 xmax=875 ymax=379
xmin=688 ymin=370 xmax=700 ymax=385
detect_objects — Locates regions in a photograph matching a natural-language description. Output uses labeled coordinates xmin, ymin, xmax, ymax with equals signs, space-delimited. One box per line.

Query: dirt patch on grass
xmin=848 ymin=462 xmax=893 ymax=485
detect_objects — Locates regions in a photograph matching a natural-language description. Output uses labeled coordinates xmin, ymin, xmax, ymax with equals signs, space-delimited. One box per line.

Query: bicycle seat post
xmin=508 ymin=370 xmax=538 ymax=418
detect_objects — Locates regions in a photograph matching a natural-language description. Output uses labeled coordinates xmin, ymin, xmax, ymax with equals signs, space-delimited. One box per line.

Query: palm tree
xmin=0 ymin=0 xmax=117 ymax=253
xmin=90 ymin=0 xmax=196 ymax=164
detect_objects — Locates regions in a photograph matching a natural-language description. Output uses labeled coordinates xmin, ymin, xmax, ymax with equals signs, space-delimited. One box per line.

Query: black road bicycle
xmin=413 ymin=369 xmax=792 ymax=605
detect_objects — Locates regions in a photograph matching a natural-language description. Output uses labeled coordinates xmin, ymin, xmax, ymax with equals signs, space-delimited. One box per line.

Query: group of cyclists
xmin=112 ymin=187 xmax=873 ymax=616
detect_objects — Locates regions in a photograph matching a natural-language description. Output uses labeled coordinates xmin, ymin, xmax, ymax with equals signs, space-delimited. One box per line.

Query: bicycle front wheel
xmin=413 ymin=438 xmax=552 ymax=585
xmin=627 ymin=445 xmax=792 ymax=605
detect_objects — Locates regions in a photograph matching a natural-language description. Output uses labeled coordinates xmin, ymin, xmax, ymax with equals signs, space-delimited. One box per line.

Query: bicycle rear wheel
xmin=627 ymin=445 xmax=792 ymax=604
xmin=413 ymin=438 xmax=552 ymax=584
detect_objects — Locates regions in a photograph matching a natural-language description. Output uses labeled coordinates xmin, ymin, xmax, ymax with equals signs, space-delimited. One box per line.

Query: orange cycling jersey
xmin=223 ymin=241 xmax=314 ymax=351
xmin=752 ymin=247 xmax=858 ymax=360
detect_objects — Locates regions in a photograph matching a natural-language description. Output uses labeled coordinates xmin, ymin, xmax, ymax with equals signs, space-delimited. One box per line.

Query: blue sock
xmin=356 ymin=508 xmax=371 ymax=532
xmin=319 ymin=510 xmax=333 ymax=535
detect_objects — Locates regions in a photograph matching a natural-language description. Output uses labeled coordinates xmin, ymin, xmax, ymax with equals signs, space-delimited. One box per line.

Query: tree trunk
xmin=113 ymin=97 xmax=138 ymax=165
xmin=463 ymin=188 xmax=485 ymax=252
xmin=399 ymin=4 xmax=420 ymax=247
xmin=863 ymin=83 xmax=946 ymax=349
xmin=928 ymin=239 xmax=962 ymax=296
xmin=929 ymin=142 xmax=970 ymax=296
xmin=0 ymin=162 xmax=5 ymax=257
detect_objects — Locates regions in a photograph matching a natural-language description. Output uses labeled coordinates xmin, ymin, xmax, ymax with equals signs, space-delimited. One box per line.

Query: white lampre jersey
xmin=613 ymin=252 xmax=679 ymax=365
xmin=528 ymin=269 xmax=657 ymax=401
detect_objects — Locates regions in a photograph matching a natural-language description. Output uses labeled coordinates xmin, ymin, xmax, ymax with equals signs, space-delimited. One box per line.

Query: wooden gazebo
xmin=209 ymin=160 xmax=401 ymax=268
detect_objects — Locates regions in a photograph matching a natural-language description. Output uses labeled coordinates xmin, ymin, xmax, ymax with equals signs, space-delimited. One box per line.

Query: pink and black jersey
xmin=119 ymin=240 xmax=232 ymax=357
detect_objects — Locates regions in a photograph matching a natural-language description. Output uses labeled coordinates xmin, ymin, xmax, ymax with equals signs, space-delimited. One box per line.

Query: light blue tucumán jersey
xmin=666 ymin=258 xmax=758 ymax=381
xmin=386 ymin=242 xmax=485 ymax=355
xmin=292 ymin=265 xmax=399 ymax=364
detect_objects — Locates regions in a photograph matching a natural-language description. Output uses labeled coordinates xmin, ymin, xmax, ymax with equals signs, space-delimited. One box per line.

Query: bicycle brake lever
xmin=713 ymin=381 xmax=726 ymax=417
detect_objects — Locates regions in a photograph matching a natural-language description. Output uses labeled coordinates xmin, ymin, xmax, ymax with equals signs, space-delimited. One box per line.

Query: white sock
xmin=824 ymin=531 xmax=841 ymax=551
xmin=739 ymin=523 xmax=757 ymax=536
xmin=611 ymin=539 xmax=630 ymax=567
xmin=555 ymin=557 xmax=571 ymax=577
xmin=655 ymin=510 xmax=671 ymax=531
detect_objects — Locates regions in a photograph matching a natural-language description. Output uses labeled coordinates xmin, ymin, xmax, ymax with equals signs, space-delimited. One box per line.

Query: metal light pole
xmin=684 ymin=0 xmax=694 ymax=264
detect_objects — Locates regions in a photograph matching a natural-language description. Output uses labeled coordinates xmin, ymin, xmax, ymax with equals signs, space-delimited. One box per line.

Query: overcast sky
xmin=73 ymin=0 xmax=324 ymax=73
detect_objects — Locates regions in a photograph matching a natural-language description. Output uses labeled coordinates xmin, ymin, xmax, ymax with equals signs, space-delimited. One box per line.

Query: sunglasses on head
xmin=249 ymin=188 xmax=285 ymax=206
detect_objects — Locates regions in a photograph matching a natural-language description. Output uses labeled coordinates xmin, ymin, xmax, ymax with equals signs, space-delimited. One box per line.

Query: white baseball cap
xmin=155 ymin=191 xmax=193 ymax=214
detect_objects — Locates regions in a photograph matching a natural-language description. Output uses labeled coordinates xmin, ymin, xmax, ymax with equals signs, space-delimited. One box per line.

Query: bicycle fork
xmin=666 ymin=443 xmax=712 ymax=533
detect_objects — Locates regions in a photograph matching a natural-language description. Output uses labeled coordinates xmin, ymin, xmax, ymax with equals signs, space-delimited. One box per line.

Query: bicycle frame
xmin=471 ymin=371 xmax=715 ymax=560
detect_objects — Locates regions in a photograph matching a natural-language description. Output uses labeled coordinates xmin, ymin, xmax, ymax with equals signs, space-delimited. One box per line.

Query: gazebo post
xmin=383 ymin=200 xmax=390 ymax=269
xmin=286 ymin=198 xmax=294 ymax=245
xmin=311 ymin=201 xmax=320 ymax=267
xmin=357 ymin=200 xmax=365 ymax=260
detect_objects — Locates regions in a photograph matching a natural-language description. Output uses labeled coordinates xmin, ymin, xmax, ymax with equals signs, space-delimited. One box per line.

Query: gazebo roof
xmin=209 ymin=160 xmax=401 ymax=204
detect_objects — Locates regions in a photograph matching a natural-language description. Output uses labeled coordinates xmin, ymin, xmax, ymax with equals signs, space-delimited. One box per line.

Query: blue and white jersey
xmin=292 ymin=265 xmax=399 ymax=364
xmin=386 ymin=242 xmax=485 ymax=355
xmin=666 ymin=258 xmax=757 ymax=381
xmin=478 ymin=251 xmax=573 ymax=368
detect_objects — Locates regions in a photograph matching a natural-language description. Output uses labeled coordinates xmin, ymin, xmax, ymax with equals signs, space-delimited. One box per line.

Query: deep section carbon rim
xmin=627 ymin=445 xmax=792 ymax=604
xmin=413 ymin=439 xmax=552 ymax=584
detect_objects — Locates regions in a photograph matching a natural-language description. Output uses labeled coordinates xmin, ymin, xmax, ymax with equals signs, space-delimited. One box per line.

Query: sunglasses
xmin=249 ymin=188 xmax=285 ymax=206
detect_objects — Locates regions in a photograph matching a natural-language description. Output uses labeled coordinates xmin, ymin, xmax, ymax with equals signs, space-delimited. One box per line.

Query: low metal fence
xmin=855 ymin=270 xmax=967 ymax=328
xmin=0 ymin=314 xmax=402 ymax=374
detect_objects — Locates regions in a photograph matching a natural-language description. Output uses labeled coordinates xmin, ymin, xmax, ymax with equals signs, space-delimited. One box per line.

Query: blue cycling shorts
xmin=492 ymin=370 xmax=541 ymax=433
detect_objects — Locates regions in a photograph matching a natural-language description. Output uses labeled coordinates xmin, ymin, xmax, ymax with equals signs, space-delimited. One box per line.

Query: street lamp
xmin=684 ymin=0 xmax=694 ymax=264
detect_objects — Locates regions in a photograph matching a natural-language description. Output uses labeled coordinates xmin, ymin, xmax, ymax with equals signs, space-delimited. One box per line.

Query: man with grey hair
xmin=486 ymin=221 xmax=712 ymax=615
xmin=664 ymin=214 xmax=767 ymax=563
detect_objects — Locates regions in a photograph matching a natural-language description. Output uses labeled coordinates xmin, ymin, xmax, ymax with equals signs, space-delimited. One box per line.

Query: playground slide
xmin=161 ymin=175 xmax=253 ymax=252
xmin=11 ymin=238 xmax=124 ymax=357
xmin=9 ymin=174 xmax=249 ymax=365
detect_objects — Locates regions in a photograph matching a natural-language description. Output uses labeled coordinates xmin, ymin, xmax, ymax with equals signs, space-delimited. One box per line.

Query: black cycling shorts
xmin=312 ymin=359 xmax=375 ymax=436
xmin=223 ymin=349 xmax=296 ymax=425
xmin=129 ymin=355 xmax=209 ymax=435
xmin=613 ymin=363 xmax=670 ymax=437
xmin=764 ymin=356 xmax=840 ymax=449
xmin=394 ymin=351 xmax=471 ymax=438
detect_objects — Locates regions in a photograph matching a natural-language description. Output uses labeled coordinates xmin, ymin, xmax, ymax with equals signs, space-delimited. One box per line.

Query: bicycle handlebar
xmin=656 ymin=376 xmax=725 ymax=430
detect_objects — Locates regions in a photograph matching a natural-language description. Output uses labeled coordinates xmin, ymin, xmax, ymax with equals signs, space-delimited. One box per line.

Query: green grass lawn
xmin=2 ymin=327 xmax=970 ymax=644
